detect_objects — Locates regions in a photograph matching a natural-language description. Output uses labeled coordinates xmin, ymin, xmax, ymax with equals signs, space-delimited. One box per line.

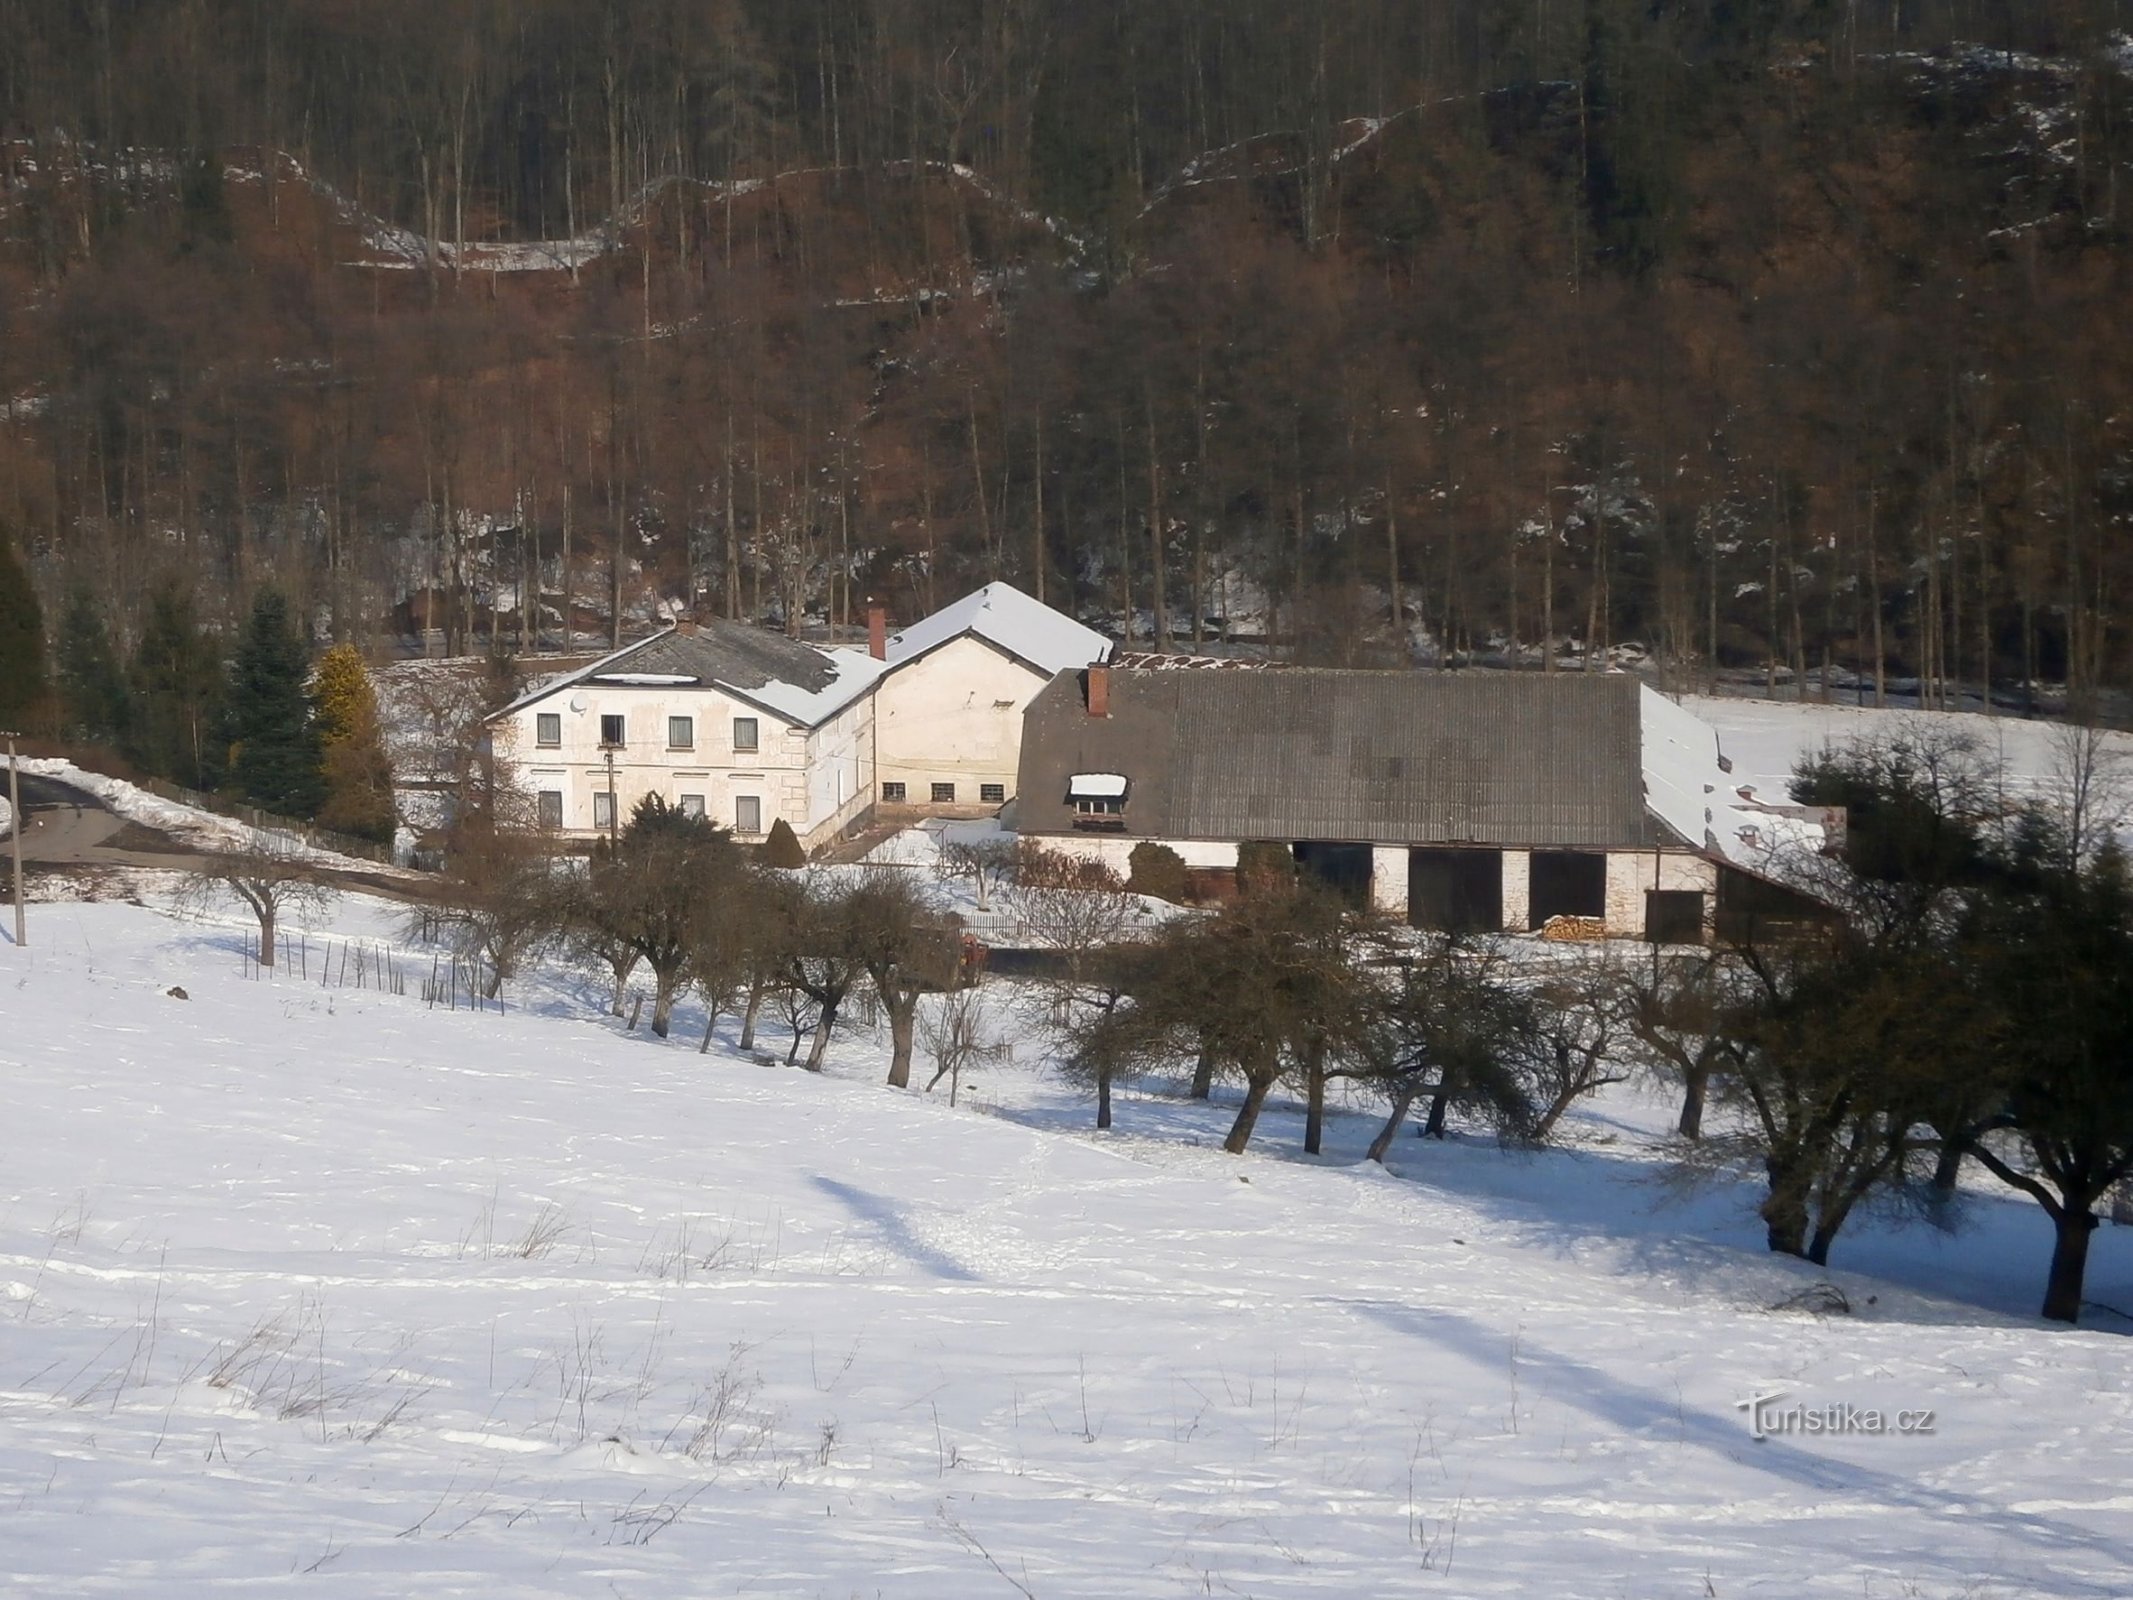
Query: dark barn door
xmin=1293 ymin=841 xmax=1374 ymax=907
xmin=1530 ymin=851 xmax=1607 ymax=923
xmin=1407 ymin=849 xmax=1504 ymax=932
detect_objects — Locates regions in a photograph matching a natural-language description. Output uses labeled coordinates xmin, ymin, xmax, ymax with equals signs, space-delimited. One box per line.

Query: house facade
xmin=493 ymin=619 xmax=885 ymax=852
xmin=1015 ymin=665 xmax=1818 ymax=942
xmin=871 ymin=582 xmax=1110 ymax=816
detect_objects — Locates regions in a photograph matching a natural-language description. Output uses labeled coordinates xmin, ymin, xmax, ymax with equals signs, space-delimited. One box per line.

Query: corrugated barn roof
xmin=1017 ymin=668 xmax=1665 ymax=849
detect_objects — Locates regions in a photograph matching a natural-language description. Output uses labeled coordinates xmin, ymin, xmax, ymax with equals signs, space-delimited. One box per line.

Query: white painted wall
xmin=874 ymin=636 xmax=1043 ymax=809
xmin=1603 ymin=849 xmax=1719 ymax=937
xmin=1026 ymin=833 xmax=1240 ymax=875
xmin=1501 ymin=850 xmax=1532 ymax=931
xmin=497 ymin=682 xmax=874 ymax=851
xmin=1370 ymin=846 xmax=1409 ymax=916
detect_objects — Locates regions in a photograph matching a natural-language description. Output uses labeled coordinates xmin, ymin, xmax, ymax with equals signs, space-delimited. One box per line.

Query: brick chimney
xmin=1086 ymin=665 xmax=1109 ymax=717
xmin=868 ymin=606 xmax=888 ymax=660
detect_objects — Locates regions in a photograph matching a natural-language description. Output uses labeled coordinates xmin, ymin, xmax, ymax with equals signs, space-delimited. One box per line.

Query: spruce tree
xmin=312 ymin=643 xmax=397 ymax=843
xmin=56 ymin=587 xmax=132 ymax=747
xmin=226 ymin=588 xmax=324 ymax=817
xmin=129 ymin=585 xmax=225 ymax=789
xmin=0 ymin=532 xmax=49 ymax=731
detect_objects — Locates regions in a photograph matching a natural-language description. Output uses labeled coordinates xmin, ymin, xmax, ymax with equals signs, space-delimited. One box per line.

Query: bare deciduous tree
xmin=180 ymin=832 xmax=336 ymax=967
xmin=919 ymin=982 xmax=1010 ymax=1107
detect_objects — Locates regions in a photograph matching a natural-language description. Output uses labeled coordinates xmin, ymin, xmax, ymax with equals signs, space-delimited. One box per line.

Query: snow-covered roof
xmin=1067 ymin=773 xmax=1129 ymax=798
xmin=883 ymin=582 xmax=1111 ymax=677
xmin=497 ymin=622 xmax=887 ymax=729
xmin=1639 ymin=687 xmax=1829 ymax=871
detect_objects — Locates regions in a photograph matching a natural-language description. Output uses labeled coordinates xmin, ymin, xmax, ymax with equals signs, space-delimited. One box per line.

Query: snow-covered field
xmin=2 ymin=889 xmax=2129 ymax=1598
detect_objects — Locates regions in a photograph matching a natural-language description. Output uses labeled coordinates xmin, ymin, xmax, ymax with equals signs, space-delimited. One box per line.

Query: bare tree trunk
xmin=1190 ymin=1046 xmax=1214 ymax=1100
xmin=886 ymin=994 xmax=916 ymax=1087
xmin=1367 ymin=1084 xmax=1419 ymax=1163
xmin=738 ymin=972 xmax=767 ymax=1049
xmin=1146 ymin=387 xmax=1168 ymax=651
xmin=1678 ymin=1064 xmax=1710 ymax=1140
xmin=2041 ymin=1207 xmax=2097 ymax=1324
xmin=1223 ymin=1070 xmax=1276 ymax=1155
xmin=804 ymin=997 xmax=841 ymax=1071
xmin=1302 ymin=1038 xmax=1328 ymax=1155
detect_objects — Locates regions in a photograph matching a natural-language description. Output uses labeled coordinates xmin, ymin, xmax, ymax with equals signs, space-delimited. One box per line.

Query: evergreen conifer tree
xmin=763 ymin=815 xmax=807 ymax=867
xmin=0 ymin=532 xmax=49 ymax=731
xmin=129 ymin=585 xmax=225 ymax=789
xmin=312 ymin=643 xmax=397 ymax=843
xmin=56 ymin=587 xmax=132 ymax=747
xmin=226 ymin=588 xmax=324 ymax=817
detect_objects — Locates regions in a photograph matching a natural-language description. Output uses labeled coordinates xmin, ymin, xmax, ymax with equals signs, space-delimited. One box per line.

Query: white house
xmin=870 ymin=581 xmax=1110 ymax=815
xmin=493 ymin=619 xmax=887 ymax=852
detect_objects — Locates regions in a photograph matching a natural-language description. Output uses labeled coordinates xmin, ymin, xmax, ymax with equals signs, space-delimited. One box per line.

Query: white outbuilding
xmin=869 ymin=582 xmax=1110 ymax=815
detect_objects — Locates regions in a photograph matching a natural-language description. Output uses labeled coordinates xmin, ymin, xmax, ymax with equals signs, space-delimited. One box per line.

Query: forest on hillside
xmin=2 ymin=0 xmax=2131 ymax=722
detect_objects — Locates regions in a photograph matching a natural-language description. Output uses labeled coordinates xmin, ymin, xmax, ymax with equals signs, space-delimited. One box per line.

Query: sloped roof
xmin=499 ymin=621 xmax=887 ymax=728
xmin=884 ymin=582 xmax=1111 ymax=676
xmin=1017 ymin=668 xmax=1679 ymax=849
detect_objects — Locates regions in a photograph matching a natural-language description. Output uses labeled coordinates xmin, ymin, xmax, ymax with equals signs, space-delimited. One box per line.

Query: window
xmin=1072 ymin=796 xmax=1126 ymax=830
xmin=537 ymin=790 xmax=564 ymax=829
xmin=735 ymin=795 xmax=762 ymax=834
xmin=732 ymin=716 xmax=759 ymax=752
xmin=599 ymin=713 xmax=625 ymax=748
xmin=678 ymin=793 xmax=705 ymax=819
xmin=1068 ymin=773 xmax=1129 ymax=831
xmin=979 ymin=783 xmax=1005 ymax=804
xmin=536 ymin=712 xmax=561 ymax=748
xmin=593 ymin=791 xmax=615 ymax=831
xmin=668 ymin=715 xmax=694 ymax=750
xmin=931 ymin=782 xmax=956 ymax=804
xmin=882 ymin=781 xmax=907 ymax=802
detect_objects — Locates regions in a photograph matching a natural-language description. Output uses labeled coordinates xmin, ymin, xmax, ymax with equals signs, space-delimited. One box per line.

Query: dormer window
xmin=1068 ymin=773 xmax=1129 ymax=831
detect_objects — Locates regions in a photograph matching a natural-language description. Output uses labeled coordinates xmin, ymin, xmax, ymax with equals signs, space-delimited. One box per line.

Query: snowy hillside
xmin=2 ymin=894 xmax=2129 ymax=1597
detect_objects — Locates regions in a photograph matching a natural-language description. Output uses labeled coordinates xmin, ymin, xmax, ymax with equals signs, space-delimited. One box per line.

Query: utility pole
xmin=603 ymin=745 xmax=619 ymax=850
xmin=4 ymin=732 xmax=23 ymax=949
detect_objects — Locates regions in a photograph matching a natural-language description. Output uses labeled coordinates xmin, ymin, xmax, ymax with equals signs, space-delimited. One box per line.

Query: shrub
xmin=1126 ymin=841 xmax=1189 ymax=902
xmin=1017 ymin=841 xmax=1125 ymax=893
xmin=763 ymin=816 xmax=807 ymax=868
xmin=1236 ymin=840 xmax=1296 ymax=898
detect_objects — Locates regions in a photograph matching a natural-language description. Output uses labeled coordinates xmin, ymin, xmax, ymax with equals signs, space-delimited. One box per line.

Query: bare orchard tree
xmin=1524 ymin=952 xmax=1636 ymax=1142
xmin=919 ymin=982 xmax=1012 ymax=1107
xmin=784 ymin=870 xmax=873 ymax=1072
xmin=180 ymin=832 xmax=337 ymax=967
xmin=1621 ymin=944 xmax=1743 ymax=1138
xmin=423 ymin=813 xmax=554 ymax=999
xmin=846 ymin=867 xmax=964 ymax=1087
xmin=1350 ymin=938 xmax=1539 ymax=1162
xmin=1010 ymin=856 xmax=1149 ymax=1129
xmin=938 ymin=834 xmax=1019 ymax=912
